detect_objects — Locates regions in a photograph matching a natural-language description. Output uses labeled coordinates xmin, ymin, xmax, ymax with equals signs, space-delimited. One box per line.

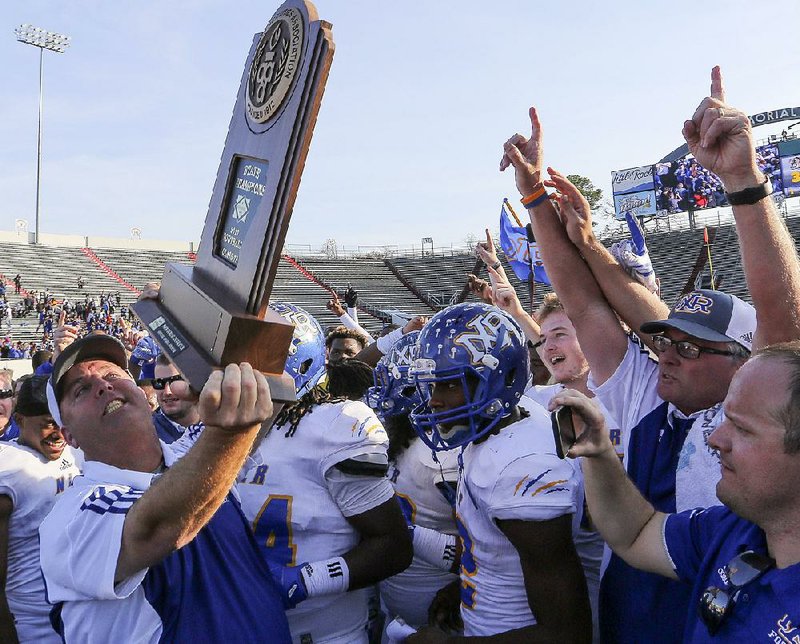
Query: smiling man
xmin=553 ymin=342 xmax=800 ymax=641
xmin=0 ymin=375 xmax=80 ymax=643
xmin=37 ymin=334 xmax=291 ymax=643
xmin=151 ymin=354 xmax=201 ymax=443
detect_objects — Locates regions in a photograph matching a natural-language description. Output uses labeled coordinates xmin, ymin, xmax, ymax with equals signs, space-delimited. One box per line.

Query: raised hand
xmin=475 ymin=228 xmax=500 ymax=267
xmin=325 ymin=292 xmax=346 ymax=317
xmin=403 ymin=315 xmax=428 ymax=333
xmin=681 ymin=67 xmax=760 ymax=191
xmin=544 ymin=168 xmax=594 ymax=248
xmin=52 ymin=309 xmax=79 ymax=360
xmin=486 ymin=265 xmax=525 ymax=318
xmin=198 ymin=363 xmax=272 ymax=433
xmin=500 ymin=106 xmax=544 ymax=197
xmin=466 ymin=274 xmax=494 ymax=305
xmin=343 ymin=285 xmax=359 ymax=308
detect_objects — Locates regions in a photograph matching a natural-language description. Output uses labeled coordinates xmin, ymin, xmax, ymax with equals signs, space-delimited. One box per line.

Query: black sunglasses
xmin=652 ymin=334 xmax=737 ymax=360
xmin=699 ymin=550 xmax=773 ymax=634
xmin=0 ymin=389 xmax=13 ymax=400
xmin=151 ymin=374 xmax=184 ymax=390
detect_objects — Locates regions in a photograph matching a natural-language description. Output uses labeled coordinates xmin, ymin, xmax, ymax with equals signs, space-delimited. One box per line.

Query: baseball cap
xmin=46 ymin=335 xmax=129 ymax=426
xmin=640 ymin=289 xmax=755 ymax=352
xmin=15 ymin=375 xmax=51 ymax=417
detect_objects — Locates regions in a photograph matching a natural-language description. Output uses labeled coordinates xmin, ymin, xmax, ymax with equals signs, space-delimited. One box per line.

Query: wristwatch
xmin=725 ymin=175 xmax=773 ymax=206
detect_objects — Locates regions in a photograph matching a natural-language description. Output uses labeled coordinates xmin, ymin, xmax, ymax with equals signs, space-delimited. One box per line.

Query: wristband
xmin=521 ymin=184 xmax=547 ymax=209
xmin=490 ymin=260 xmax=502 ymax=270
xmin=299 ymin=556 xmax=350 ymax=597
xmin=412 ymin=525 xmax=458 ymax=571
xmin=725 ymin=174 xmax=773 ymax=206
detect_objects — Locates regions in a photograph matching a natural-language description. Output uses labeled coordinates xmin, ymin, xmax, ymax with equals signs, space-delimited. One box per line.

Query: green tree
xmin=566 ymin=174 xmax=604 ymax=210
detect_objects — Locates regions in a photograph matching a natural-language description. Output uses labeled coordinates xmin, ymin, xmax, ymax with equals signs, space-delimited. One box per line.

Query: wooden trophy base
xmin=131 ymin=263 xmax=297 ymax=401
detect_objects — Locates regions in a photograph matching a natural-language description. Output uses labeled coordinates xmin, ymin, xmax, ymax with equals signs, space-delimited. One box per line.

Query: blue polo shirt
xmin=665 ymin=505 xmax=800 ymax=642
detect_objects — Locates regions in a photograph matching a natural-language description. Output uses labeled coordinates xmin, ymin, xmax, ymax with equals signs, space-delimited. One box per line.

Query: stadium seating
xmin=1 ymin=200 xmax=799 ymax=351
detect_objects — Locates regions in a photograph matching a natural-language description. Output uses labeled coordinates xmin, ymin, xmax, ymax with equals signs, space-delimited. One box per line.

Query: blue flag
xmin=498 ymin=202 xmax=550 ymax=285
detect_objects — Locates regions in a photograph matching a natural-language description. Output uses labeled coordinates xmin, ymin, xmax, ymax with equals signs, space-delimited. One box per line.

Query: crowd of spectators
xmin=655 ymin=142 xmax=783 ymax=214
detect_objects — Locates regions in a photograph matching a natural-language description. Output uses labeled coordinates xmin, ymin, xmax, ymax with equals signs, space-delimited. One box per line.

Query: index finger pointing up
xmin=529 ymin=106 xmax=540 ymax=138
xmin=710 ymin=66 xmax=725 ymax=103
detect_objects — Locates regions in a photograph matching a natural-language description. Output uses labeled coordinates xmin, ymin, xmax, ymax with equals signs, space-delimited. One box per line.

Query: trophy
xmin=133 ymin=0 xmax=334 ymax=400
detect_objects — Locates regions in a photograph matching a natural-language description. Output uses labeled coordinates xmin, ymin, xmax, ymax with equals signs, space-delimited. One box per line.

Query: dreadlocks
xmin=385 ymin=414 xmax=418 ymax=461
xmin=274 ymin=385 xmax=345 ymax=438
xmin=274 ymin=360 xmax=375 ymax=438
xmin=327 ymin=359 xmax=374 ymax=401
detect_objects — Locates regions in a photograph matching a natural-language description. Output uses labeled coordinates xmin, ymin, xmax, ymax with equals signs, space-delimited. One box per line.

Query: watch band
xmin=725 ymin=175 xmax=773 ymax=206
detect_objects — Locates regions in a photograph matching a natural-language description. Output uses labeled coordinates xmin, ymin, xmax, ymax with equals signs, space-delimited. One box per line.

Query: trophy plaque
xmin=133 ymin=0 xmax=334 ymax=400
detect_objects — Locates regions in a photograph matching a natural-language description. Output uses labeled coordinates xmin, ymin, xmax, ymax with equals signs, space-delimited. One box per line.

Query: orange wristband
xmin=521 ymin=184 xmax=547 ymax=208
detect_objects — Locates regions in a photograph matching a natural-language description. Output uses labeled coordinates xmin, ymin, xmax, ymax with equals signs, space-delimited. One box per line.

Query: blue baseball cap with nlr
xmin=640 ymin=289 xmax=755 ymax=352
xmin=45 ymin=334 xmax=129 ymax=427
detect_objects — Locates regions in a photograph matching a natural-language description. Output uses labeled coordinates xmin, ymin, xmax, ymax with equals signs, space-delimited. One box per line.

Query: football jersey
xmin=456 ymin=405 xmax=581 ymax=637
xmin=238 ymin=400 xmax=394 ymax=644
xmin=38 ymin=442 xmax=291 ymax=644
xmin=522 ymin=387 xmax=624 ymax=643
xmin=379 ymin=438 xmax=459 ymax=628
xmin=0 ymin=441 xmax=79 ymax=643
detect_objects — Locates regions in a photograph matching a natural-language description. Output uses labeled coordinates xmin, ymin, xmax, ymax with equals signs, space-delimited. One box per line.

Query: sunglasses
xmin=0 ymin=389 xmax=13 ymax=400
xmin=651 ymin=334 xmax=737 ymax=360
xmin=151 ymin=374 xmax=184 ymax=390
xmin=699 ymin=550 xmax=773 ymax=634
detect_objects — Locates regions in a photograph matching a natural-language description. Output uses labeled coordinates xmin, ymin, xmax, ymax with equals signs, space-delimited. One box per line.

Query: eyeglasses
xmin=151 ymin=374 xmax=184 ymax=390
xmin=651 ymin=334 xmax=736 ymax=360
xmin=0 ymin=389 xmax=13 ymax=400
xmin=699 ymin=550 xmax=773 ymax=634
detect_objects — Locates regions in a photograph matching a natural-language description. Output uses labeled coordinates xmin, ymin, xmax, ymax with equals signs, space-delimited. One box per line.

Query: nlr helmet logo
xmin=674 ymin=292 xmax=713 ymax=315
xmin=285 ymin=310 xmax=315 ymax=355
xmin=454 ymin=312 xmax=518 ymax=364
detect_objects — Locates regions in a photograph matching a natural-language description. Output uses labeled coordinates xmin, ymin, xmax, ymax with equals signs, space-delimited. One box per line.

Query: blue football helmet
xmin=269 ymin=301 xmax=326 ymax=396
xmin=409 ymin=302 xmax=528 ymax=451
xmin=367 ymin=331 xmax=422 ymax=420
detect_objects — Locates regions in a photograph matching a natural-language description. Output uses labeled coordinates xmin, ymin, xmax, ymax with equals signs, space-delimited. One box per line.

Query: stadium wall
xmin=0 ymin=229 xmax=196 ymax=252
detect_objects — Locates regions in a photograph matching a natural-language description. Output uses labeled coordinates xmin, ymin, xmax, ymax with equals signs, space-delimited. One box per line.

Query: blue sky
xmin=2 ymin=1 xmax=798 ymax=249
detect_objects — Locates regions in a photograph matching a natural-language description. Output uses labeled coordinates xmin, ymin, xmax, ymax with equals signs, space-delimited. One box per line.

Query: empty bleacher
xmin=4 ymin=205 xmax=800 ymax=351
xmin=292 ymin=257 xmax=432 ymax=317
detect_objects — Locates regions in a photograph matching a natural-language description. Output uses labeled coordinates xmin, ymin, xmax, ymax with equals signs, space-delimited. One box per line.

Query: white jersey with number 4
xmin=456 ymin=405 xmax=581 ymax=637
xmin=0 ymin=442 xmax=80 ymax=643
xmin=380 ymin=438 xmax=459 ymax=628
xmin=238 ymin=400 xmax=394 ymax=644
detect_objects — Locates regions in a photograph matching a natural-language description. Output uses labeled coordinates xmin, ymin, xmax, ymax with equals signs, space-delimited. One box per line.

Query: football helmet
xmin=409 ymin=302 xmax=528 ymax=450
xmin=269 ymin=301 xmax=326 ymax=396
xmin=367 ymin=331 xmax=422 ymax=419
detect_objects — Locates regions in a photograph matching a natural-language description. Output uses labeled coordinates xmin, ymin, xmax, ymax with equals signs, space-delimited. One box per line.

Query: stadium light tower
xmin=14 ymin=24 xmax=71 ymax=244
